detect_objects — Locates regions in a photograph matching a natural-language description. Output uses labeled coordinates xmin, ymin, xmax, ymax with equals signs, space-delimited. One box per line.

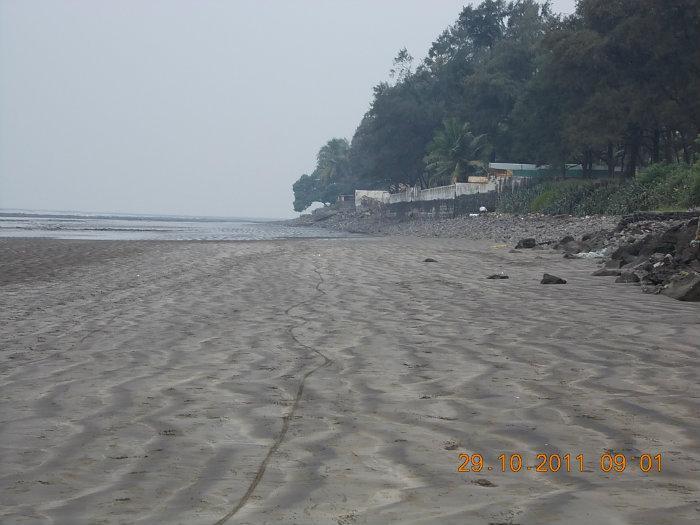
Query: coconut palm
xmin=424 ymin=118 xmax=489 ymax=187
xmin=316 ymin=138 xmax=351 ymax=182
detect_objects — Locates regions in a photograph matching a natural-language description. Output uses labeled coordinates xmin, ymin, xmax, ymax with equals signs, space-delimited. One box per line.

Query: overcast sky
xmin=0 ymin=0 xmax=576 ymax=219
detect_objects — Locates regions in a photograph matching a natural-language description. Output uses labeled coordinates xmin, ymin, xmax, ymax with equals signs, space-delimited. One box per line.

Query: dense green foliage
xmin=496 ymin=162 xmax=700 ymax=215
xmin=424 ymin=119 xmax=489 ymax=186
xmin=292 ymin=138 xmax=357 ymax=212
xmin=293 ymin=0 xmax=700 ymax=211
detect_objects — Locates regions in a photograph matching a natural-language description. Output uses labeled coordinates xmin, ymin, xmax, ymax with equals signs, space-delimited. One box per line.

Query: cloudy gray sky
xmin=0 ymin=0 xmax=575 ymax=218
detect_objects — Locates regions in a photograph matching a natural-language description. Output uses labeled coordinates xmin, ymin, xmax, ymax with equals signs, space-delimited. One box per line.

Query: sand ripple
xmin=0 ymin=237 xmax=698 ymax=524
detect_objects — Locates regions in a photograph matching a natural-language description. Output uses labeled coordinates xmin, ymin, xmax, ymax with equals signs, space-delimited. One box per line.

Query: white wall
xmin=357 ymin=182 xmax=501 ymax=209
xmin=455 ymin=182 xmax=497 ymax=196
xmin=355 ymin=190 xmax=390 ymax=209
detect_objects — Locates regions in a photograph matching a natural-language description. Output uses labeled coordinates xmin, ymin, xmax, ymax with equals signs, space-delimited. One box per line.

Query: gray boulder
xmin=593 ymin=268 xmax=622 ymax=277
xmin=662 ymin=273 xmax=700 ymax=302
xmin=615 ymin=272 xmax=641 ymax=284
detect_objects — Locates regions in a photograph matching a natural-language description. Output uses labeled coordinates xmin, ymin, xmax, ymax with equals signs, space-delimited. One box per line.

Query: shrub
xmin=495 ymin=162 xmax=700 ymax=217
xmin=689 ymin=166 xmax=700 ymax=206
xmin=637 ymin=162 xmax=700 ymax=209
xmin=530 ymin=188 xmax=556 ymax=212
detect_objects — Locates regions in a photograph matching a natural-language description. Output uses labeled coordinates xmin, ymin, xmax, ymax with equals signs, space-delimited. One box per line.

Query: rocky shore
xmin=553 ymin=212 xmax=700 ymax=301
xmin=289 ymin=207 xmax=700 ymax=301
xmin=288 ymin=206 xmax=620 ymax=243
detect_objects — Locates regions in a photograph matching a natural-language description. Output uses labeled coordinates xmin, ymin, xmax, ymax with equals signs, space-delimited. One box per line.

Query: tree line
xmin=293 ymin=0 xmax=700 ymax=212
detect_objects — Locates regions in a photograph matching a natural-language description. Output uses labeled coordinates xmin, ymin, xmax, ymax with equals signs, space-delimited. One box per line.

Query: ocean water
xmin=0 ymin=212 xmax=352 ymax=241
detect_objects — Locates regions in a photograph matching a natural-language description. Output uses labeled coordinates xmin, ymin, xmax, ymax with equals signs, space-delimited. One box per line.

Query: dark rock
xmin=604 ymin=259 xmax=624 ymax=269
xmin=559 ymin=241 xmax=581 ymax=254
xmin=578 ymin=229 xmax=614 ymax=253
xmin=644 ymin=265 xmax=678 ymax=285
xmin=472 ymin=478 xmax=497 ymax=487
xmin=553 ymin=234 xmax=583 ymax=254
xmin=592 ymin=268 xmax=621 ymax=277
xmin=615 ymin=272 xmax=641 ymax=283
xmin=650 ymin=243 xmax=676 ymax=255
xmin=541 ymin=273 xmax=567 ymax=284
xmin=642 ymin=284 xmax=663 ymax=295
xmin=423 ymin=258 xmax=437 ymax=263
xmin=515 ymin=238 xmax=536 ymax=249
xmin=662 ymin=273 xmax=700 ymax=301
xmin=487 ymin=274 xmax=509 ymax=279
xmin=623 ymin=257 xmax=652 ymax=272
xmin=563 ymin=253 xmax=576 ymax=259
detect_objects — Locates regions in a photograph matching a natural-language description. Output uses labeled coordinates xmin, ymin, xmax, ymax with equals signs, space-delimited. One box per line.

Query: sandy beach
xmin=1 ymin=237 xmax=699 ymax=525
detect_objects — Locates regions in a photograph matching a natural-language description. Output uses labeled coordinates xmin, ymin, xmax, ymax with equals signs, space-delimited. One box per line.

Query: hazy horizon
xmin=0 ymin=0 xmax=576 ymax=219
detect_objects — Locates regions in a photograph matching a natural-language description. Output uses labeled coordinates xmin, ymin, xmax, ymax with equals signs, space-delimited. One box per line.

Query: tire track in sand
xmin=213 ymin=265 xmax=332 ymax=525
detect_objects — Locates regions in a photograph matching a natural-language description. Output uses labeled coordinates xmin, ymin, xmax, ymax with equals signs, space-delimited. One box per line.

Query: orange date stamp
xmin=457 ymin=452 xmax=663 ymax=474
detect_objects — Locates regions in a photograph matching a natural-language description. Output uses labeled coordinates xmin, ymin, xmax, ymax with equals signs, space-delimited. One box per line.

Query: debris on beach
xmin=424 ymin=257 xmax=438 ymax=263
xmin=487 ymin=273 xmax=509 ymax=279
xmin=569 ymin=249 xmax=608 ymax=259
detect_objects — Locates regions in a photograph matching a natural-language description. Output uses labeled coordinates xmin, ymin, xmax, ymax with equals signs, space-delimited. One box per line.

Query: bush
xmin=637 ymin=162 xmax=700 ymax=209
xmin=530 ymin=188 xmax=556 ymax=212
xmin=496 ymin=162 xmax=700 ymax=216
xmin=689 ymin=167 xmax=700 ymax=206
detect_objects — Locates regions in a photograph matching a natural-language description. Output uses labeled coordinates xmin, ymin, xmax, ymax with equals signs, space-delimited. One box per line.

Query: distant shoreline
xmin=0 ymin=210 xmax=279 ymax=223
xmin=0 ymin=213 xmax=356 ymax=241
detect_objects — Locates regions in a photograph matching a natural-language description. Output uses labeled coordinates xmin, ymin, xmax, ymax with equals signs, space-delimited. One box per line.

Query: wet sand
xmin=1 ymin=237 xmax=698 ymax=524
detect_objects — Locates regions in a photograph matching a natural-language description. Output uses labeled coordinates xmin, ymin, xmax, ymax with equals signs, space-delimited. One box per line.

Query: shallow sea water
xmin=0 ymin=213 xmax=352 ymax=241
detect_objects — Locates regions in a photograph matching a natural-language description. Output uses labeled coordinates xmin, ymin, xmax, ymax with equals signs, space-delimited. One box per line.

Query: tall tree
xmin=291 ymin=138 xmax=356 ymax=211
xmin=349 ymin=71 xmax=444 ymax=190
xmin=424 ymin=119 xmax=489 ymax=186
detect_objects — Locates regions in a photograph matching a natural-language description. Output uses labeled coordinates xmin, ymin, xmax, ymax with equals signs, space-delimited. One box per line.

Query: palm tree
xmin=424 ymin=118 xmax=489 ymax=187
xmin=316 ymin=138 xmax=351 ymax=182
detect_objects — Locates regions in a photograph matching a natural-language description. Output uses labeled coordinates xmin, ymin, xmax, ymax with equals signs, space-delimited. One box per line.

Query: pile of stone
xmin=551 ymin=212 xmax=700 ymax=301
xmin=288 ymin=205 xmax=620 ymax=243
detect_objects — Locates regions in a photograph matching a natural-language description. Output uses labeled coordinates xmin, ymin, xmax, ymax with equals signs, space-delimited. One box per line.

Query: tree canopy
xmin=292 ymin=138 xmax=355 ymax=212
xmin=292 ymin=0 xmax=700 ymax=211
